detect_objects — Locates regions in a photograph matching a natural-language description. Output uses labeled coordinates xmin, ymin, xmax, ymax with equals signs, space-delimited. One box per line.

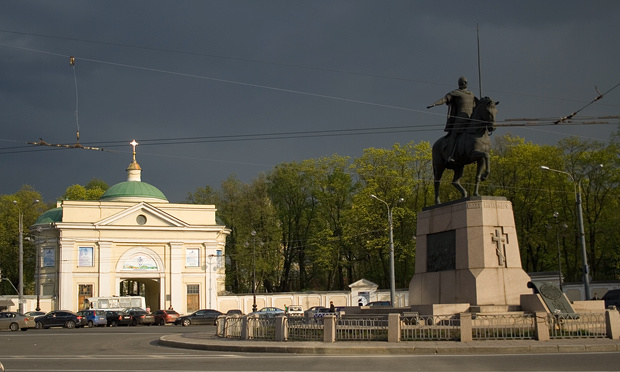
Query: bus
xmin=86 ymin=296 xmax=146 ymax=311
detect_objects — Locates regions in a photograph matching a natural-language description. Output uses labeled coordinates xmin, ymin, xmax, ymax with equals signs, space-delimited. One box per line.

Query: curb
xmin=159 ymin=334 xmax=620 ymax=355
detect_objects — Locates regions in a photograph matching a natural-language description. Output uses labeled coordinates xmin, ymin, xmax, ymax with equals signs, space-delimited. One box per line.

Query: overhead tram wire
xmin=0 ymin=28 xmax=448 ymax=87
xmin=553 ymin=82 xmax=620 ymax=124
xmin=4 ymin=29 xmax=611 ymax=109
xmin=2 ymin=113 xmax=618 ymax=156
xmin=2 ymin=41 xmax=617 ymax=126
xmin=1 ymin=41 xmax=618 ymax=154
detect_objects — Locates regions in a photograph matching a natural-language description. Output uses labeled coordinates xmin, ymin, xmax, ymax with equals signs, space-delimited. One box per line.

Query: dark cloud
xmin=1 ymin=1 xmax=618 ymax=202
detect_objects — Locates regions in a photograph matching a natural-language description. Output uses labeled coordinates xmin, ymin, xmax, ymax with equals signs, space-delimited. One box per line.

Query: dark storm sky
xmin=1 ymin=1 xmax=619 ymax=202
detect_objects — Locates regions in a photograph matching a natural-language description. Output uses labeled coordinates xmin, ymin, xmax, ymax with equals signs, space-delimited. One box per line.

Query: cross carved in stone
xmin=491 ymin=227 xmax=508 ymax=267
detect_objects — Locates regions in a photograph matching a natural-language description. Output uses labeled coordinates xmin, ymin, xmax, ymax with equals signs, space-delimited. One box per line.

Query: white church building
xmin=31 ymin=141 xmax=229 ymax=313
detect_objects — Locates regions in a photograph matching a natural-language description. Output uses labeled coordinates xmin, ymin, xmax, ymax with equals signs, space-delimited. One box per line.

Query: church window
xmin=136 ymin=214 xmax=147 ymax=225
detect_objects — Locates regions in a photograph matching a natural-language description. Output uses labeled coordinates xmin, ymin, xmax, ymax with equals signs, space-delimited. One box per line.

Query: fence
xmin=548 ymin=313 xmax=607 ymax=339
xmin=401 ymin=314 xmax=460 ymax=341
xmin=215 ymin=310 xmax=619 ymax=343
xmin=336 ymin=317 xmax=388 ymax=341
xmin=287 ymin=317 xmax=324 ymax=341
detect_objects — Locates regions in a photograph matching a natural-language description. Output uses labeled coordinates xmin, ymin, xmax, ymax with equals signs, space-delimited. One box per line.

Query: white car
xmin=285 ymin=305 xmax=304 ymax=317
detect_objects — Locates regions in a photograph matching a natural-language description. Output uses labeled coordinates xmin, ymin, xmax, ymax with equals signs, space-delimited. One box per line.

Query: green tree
xmin=348 ymin=142 xmax=421 ymax=289
xmin=62 ymin=178 xmax=108 ymax=201
xmin=557 ymin=137 xmax=620 ymax=282
xmin=305 ymin=155 xmax=356 ymax=290
xmin=0 ymin=185 xmax=46 ymax=295
xmin=267 ymin=161 xmax=320 ymax=291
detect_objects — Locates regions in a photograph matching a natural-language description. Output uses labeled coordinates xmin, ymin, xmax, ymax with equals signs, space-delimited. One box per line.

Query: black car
xmin=174 ymin=309 xmax=223 ymax=326
xmin=105 ymin=311 xmax=133 ymax=327
xmin=35 ymin=310 xmax=85 ymax=329
xmin=367 ymin=301 xmax=392 ymax=307
xmin=127 ymin=309 xmax=155 ymax=326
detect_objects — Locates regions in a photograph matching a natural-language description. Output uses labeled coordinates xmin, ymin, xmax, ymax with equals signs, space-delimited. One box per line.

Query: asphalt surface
xmin=159 ymin=333 xmax=620 ymax=355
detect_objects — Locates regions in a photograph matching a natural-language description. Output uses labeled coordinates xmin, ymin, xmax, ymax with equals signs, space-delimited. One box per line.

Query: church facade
xmin=31 ymin=142 xmax=229 ymax=313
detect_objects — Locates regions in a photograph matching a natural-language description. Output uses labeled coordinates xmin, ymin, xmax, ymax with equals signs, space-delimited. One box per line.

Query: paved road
xmin=0 ymin=325 xmax=619 ymax=371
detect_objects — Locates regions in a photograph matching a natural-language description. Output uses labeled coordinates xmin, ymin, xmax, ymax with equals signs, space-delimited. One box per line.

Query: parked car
xmin=314 ymin=307 xmax=332 ymax=318
xmin=77 ymin=309 xmax=107 ymax=327
xmin=174 ymin=309 xmax=223 ymax=326
xmin=35 ymin=311 xmax=84 ymax=329
xmin=128 ymin=309 xmax=155 ymax=326
xmin=152 ymin=309 xmax=179 ymax=325
xmin=367 ymin=301 xmax=391 ymax=307
xmin=304 ymin=306 xmax=328 ymax=319
xmin=603 ymin=289 xmax=620 ymax=309
xmin=0 ymin=311 xmax=35 ymax=331
xmin=225 ymin=309 xmax=243 ymax=316
xmin=285 ymin=305 xmax=304 ymax=317
xmin=105 ymin=310 xmax=133 ymax=327
xmin=249 ymin=307 xmax=284 ymax=318
xmin=24 ymin=311 xmax=46 ymax=318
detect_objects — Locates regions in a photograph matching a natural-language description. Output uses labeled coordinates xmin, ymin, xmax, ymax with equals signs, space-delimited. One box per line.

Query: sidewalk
xmin=159 ymin=333 xmax=620 ymax=355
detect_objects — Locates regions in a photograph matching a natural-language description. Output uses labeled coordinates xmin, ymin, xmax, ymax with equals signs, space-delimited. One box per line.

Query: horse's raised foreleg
xmin=451 ymin=166 xmax=467 ymax=199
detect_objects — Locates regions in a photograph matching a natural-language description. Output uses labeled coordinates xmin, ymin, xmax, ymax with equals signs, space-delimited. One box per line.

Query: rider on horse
xmin=427 ymin=76 xmax=478 ymax=164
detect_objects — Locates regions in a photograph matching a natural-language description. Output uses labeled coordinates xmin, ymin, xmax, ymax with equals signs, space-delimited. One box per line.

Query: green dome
xmin=34 ymin=207 xmax=63 ymax=225
xmin=99 ymin=181 xmax=168 ymax=202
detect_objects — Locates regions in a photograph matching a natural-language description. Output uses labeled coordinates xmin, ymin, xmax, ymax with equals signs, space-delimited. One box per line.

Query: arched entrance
xmin=120 ymin=278 xmax=160 ymax=311
xmin=116 ymin=247 xmax=165 ymax=311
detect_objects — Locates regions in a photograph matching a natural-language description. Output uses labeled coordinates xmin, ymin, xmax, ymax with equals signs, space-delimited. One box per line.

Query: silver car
xmin=0 ymin=311 xmax=35 ymax=331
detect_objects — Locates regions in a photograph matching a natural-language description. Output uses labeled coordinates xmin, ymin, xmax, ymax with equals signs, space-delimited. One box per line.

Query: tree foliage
xmin=62 ymin=178 xmax=109 ymax=201
xmin=0 ymin=185 xmax=47 ymax=295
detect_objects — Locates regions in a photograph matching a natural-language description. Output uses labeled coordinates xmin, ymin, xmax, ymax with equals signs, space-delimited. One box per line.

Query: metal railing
xmin=287 ymin=317 xmax=324 ymax=341
xmin=336 ymin=317 xmax=388 ymax=341
xmin=472 ymin=313 xmax=536 ymax=340
xmin=401 ymin=314 xmax=460 ymax=341
xmin=548 ymin=313 xmax=607 ymax=339
xmin=215 ymin=310 xmax=614 ymax=342
xmin=249 ymin=316 xmax=276 ymax=340
xmin=218 ymin=315 xmax=243 ymax=338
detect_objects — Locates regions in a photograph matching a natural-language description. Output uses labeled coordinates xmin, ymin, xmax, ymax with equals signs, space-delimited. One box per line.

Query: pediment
xmin=349 ymin=278 xmax=378 ymax=290
xmin=95 ymin=202 xmax=188 ymax=228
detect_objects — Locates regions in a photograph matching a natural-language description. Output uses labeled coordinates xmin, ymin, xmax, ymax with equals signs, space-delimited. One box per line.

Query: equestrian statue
xmin=427 ymin=76 xmax=498 ymax=205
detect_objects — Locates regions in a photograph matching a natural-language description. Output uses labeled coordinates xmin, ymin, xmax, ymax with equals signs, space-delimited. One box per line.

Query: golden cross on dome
xmin=130 ymin=140 xmax=138 ymax=162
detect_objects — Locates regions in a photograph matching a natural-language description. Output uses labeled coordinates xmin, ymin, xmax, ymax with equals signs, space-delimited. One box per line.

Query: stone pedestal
xmin=409 ymin=196 xmax=531 ymax=307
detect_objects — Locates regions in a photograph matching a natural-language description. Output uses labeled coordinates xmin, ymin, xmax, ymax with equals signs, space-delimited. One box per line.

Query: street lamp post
xmin=552 ymin=211 xmax=563 ymax=292
xmin=13 ymin=199 xmax=40 ymax=314
xmin=251 ymin=230 xmax=257 ymax=313
xmin=540 ymin=166 xmax=592 ymax=300
xmin=370 ymin=195 xmax=403 ymax=307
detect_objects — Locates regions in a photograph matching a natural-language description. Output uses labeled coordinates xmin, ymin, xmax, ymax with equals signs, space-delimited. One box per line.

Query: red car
xmin=152 ymin=309 xmax=179 ymax=325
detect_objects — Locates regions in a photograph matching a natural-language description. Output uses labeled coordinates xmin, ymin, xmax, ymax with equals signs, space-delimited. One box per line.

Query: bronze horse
xmin=432 ymin=97 xmax=498 ymax=204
